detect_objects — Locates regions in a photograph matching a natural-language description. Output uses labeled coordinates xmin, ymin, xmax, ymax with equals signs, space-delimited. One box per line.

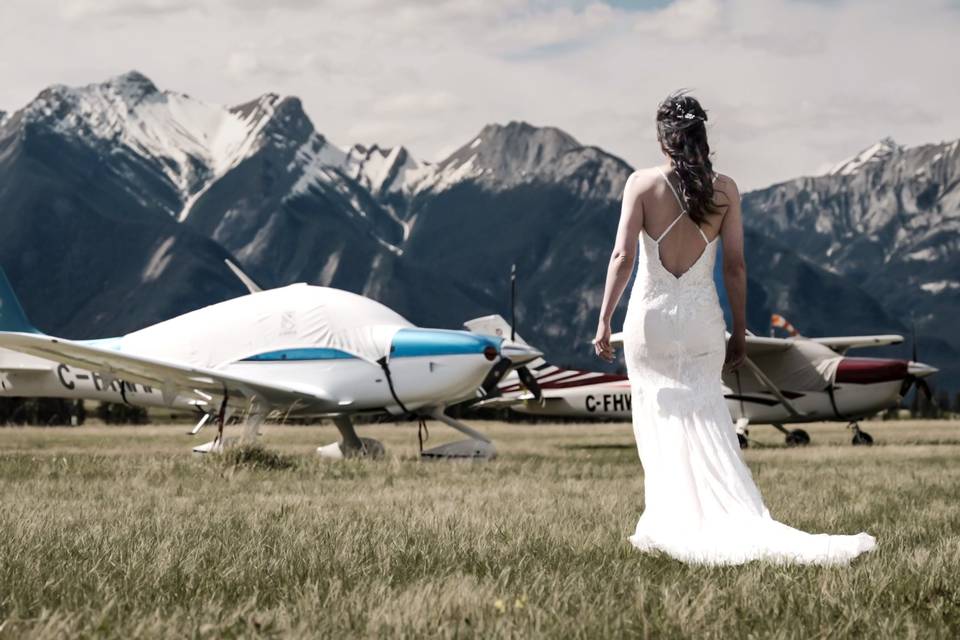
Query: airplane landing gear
xmin=317 ymin=415 xmax=385 ymax=459
xmin=421 ymin=407 xmax=497 ymax=460
xmin=735 ymin=418 xmax=750 ymax=450
xmin=737 ymin=432 xmax=749 ymax=449
xmin=849 ymin=422 xmax=873 ymax=446
xmin=786 ymin=429 xmax=811 ymax=447
xmin=772 ymin=423 xmax=811 ymax=447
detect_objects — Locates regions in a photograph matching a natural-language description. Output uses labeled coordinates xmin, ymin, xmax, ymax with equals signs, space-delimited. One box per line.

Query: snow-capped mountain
xmin=21 ymin=72 xmax=281 ymax=218
xmin=0 ymin=75 xmax=252 ymax=336
xmin=342 ymin=143 xmax=429 ymax=198
xmin=0 ymin=72 xmax=953 ymax=389
xmin=743 ymin=136 xmax=960 ymax=383
xmin=827 ymin=137 xmax=900 ymax=176
xmin=409 ymin=122 xmax=626 ymax=201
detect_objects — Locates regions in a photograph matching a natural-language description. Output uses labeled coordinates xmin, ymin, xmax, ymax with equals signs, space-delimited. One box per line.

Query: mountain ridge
xmin=0 ymin=71 xmax=954 ymax=390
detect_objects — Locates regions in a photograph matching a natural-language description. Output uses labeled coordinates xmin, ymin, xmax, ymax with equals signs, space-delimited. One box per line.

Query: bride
xmin=593 ymin=92 xmax=876 ymax=565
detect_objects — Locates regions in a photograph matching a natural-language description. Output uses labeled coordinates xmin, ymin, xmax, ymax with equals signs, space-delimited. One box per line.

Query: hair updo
xmin=655 ymin=91 xmax=723 ymax=226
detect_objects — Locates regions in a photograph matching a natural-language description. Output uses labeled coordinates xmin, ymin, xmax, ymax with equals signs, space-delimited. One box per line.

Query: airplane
xmin=0 ymin=268 xmax=541 ymax=459
xmin=462 ymin=314 xmax=938 ymax=448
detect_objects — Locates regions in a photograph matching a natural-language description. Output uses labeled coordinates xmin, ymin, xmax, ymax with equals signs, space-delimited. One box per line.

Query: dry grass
xmin=1 ymin=419 xmax=959 ymax=638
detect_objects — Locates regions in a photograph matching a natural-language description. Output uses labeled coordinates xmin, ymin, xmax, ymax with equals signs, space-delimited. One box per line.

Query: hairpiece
xmin=671 ymin=101 xmax=705 ymax=122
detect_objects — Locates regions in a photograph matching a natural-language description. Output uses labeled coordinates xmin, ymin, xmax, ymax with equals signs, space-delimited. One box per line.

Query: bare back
xmin=639 ymin=166 xmax=732 ymax=279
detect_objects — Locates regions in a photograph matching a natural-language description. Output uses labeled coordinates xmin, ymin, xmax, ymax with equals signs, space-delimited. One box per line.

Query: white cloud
xmin=634 ymin=0 xmax=722 ymax=40
xmin=59 ymin=0 xmax=194 ymax=20
xmin=375 ymin=91 xmax=461 ymax=115
xmin=2 ymin=0 xmax=959 ymax=189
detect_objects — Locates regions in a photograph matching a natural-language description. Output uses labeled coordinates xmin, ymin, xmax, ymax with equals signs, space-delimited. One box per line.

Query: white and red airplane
xmin=0 ymin=268 xmax=541 ymax=459
xmin=464 ymin=314 xmax=938 ymax=447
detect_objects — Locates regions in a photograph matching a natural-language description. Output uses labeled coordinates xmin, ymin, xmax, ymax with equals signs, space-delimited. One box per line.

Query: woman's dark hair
xmin=656 ymin=91 xmax=723 ymax=226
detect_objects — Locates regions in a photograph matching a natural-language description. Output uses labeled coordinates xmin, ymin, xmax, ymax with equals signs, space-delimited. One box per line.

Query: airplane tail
xmin=463 ymin=314 xmax=549 ymax=371
xmin=0 ymin=268 xmax=40 ymax=334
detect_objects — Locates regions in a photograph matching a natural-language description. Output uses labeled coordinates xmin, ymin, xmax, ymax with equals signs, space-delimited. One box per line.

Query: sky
xmin=2 ymin=0 xmax=959 ymax=190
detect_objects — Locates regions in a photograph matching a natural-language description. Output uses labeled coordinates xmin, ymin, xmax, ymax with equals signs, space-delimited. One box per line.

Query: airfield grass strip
xmin=0 ymin=421 xmax=958 ymax=638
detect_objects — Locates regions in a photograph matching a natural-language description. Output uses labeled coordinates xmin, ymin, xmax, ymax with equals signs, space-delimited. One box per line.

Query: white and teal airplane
xmin=0 ymin=268 xmax=540 ymax=459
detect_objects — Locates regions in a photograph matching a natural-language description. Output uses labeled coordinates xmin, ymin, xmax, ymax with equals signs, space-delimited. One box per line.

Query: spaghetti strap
xmin=654 ymin=166 xmax=712 ymax=246
xmin=654 ymin=213 xmax=686 ymax=244
xmin=656 ymin=167 xmax=685 ymax=211
xmin=654 ymin=167 xmax=688 ymax=243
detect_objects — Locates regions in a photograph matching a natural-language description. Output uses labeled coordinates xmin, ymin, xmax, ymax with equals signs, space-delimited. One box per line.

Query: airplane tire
xmin=851 ymin=430 xmax=874 ymax=446
xmin=737 ymin=433 xmax=749 ymax=450
xmin=785 ymin=429 xmax=811 ymax=447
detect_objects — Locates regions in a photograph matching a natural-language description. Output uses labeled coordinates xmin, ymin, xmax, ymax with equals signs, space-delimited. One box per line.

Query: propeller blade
xmin=912 ymin=377 xmax=943 ymax=415
xmin=911 ymin=320 xmax=918 ymax=363
xmin=510 ymin=263 xmax=517 ymax=342
xmin=899 ymin=375 xmax=915 ymax=399
xmin=480 ymin=358 xmax=513 ymax=397
xmin=516 ymin=365 xmax=543 ymax=402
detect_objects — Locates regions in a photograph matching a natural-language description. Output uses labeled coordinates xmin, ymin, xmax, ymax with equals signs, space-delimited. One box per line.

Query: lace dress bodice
xmin=623 ymin=221 xmax=726 ymax=418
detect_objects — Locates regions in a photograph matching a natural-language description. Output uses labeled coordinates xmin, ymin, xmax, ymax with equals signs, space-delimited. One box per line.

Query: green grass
xmin=1 ymin=419 xmax=959 ymax=638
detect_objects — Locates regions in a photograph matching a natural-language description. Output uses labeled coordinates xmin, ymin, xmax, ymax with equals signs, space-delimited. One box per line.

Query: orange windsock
xmin=771 ymin=313 xmax=800 ymax=337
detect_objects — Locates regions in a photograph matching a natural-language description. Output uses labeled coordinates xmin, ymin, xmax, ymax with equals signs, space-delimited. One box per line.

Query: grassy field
xmin=1 ymin=419 xmax=959 ymax=638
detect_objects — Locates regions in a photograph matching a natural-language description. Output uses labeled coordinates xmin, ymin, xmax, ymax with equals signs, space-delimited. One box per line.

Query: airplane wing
xmin=744 ymin=335 xmax=794 ymax=354
xmin=0 ymin=331 xmax=338 ymax=412
xmin=0 ymin=346 xmax=53 ymax=372
xmin=609 ymin=332 xmax=794 ymax=355
xmin=809 ymin=335 xmax=903 ymax=353
xmin=471 ymin=395 xmax=529 ymax=410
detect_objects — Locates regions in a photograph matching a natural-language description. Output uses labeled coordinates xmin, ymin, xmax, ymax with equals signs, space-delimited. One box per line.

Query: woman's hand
xmin=724 ymin=332 xmax=746 ymax=371
xmin=594 ymin=321 xmax=615 ymax=362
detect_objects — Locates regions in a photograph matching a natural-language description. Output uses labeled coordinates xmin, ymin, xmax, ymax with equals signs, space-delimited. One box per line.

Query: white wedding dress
xmin=621 ymin=169 xmax=876 ymax=565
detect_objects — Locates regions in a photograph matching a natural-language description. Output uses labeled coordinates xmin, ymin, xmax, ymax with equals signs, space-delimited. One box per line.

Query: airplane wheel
xmin=785 ymin=429 xmax=810 ymax=447
xmin=851 ymin=430 xmax=874 ymax=446
xmin=737 ymin=433 xmax=749 ymax=449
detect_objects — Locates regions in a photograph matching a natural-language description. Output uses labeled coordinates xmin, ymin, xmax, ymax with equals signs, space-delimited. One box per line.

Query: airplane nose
xmin=908 ymin=361 xmax=938 ymax=378
xmin=500 ymin=340 xmax=542 ymax=365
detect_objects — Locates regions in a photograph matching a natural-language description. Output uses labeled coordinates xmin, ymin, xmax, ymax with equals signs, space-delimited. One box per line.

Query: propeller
xmin=509 ymin=263 xmax=543 ymax=402
xmin=899 ymin=320 xmax=939 ymax=412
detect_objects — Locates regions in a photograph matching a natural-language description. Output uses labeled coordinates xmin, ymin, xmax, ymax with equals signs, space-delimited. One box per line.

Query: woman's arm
xmin=719 ymin=176 xmax=747 ymax=370
xmin=594 ymin=172 xmax=644 ymax=362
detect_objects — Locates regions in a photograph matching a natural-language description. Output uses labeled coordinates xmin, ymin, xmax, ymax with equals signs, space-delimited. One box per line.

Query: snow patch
xmin=905 ymin=248 xmax=938 ymax=262
xmin=318 ymin=249 xmax=341 ymax=285
xmin=828 ymin=138 xmax=899 ymax=176
xmin=27 ymin=75 xmax=283 ymax=218
xmin=920 ymin=280 xmax=960 ymax=294
xmin=342 ymin=143 xmax=430 ymax=196
xmin=375 ymin=236 xmax=404 ymax=256
xmin=289 ymin=136 xmax=350 ymax=196
xmin=142 ymin=237 xmax=176 ymax=282
xmin=814 ymin=213 xmax=834 ymax=234
xmin=416 ymin=155 xmax=481 ymax=193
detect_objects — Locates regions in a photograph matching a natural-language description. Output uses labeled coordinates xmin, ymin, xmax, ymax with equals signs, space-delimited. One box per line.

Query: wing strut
xmin=741 ymin=357 xmax=805 ymax=419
